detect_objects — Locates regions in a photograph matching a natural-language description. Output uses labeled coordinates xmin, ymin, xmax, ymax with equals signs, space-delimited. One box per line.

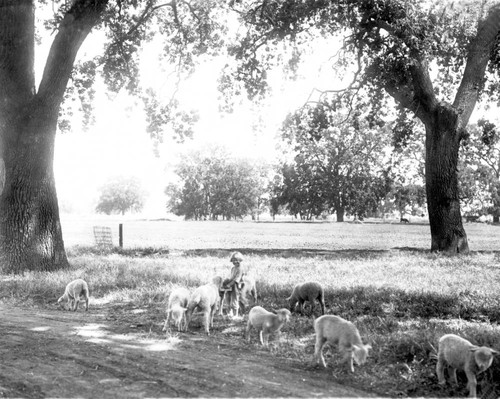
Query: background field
xmin=3 ymin=217 xmax=500 ymax=397
xmin=60 ymin=214 xmax=500 ymax=252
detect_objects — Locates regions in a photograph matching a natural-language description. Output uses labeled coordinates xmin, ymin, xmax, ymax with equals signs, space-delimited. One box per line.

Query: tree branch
xmin=37 ymin=0 xmax=109 ymax=112
xmin=453 ymin=4 xmax=500 ymax=129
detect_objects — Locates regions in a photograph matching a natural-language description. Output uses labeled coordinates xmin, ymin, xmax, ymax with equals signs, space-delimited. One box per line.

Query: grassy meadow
xmin=2 ymin=218 xmax=500 ymax=397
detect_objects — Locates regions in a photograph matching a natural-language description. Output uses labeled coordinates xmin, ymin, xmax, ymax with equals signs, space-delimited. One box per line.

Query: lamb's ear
xmin=349 ymin=345 xmax=359 ymax=352
xmin=365 ymin=343 xmax=372 ymax=351
xmin=470 ymin=346 xmax=480 ymax=352
xmin=491 ymin=349 xmax=498 ymax=355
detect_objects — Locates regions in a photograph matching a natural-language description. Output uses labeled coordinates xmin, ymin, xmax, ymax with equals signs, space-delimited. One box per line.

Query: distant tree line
xmin=165 ymin=110 xmax=499 ymax=222
xmin=165 ymin=146 xmax=269 ymax=220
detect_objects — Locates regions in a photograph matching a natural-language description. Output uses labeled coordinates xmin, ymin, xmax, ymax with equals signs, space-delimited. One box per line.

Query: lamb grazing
xmin=57 ymin=278 xmax=90 ymax=311
xmin=436 ymin=334 xmax=497 ymax=398
xmin=162 ymin=287 xmax=190 ymax=332
xmin=287 ymin=281 xmax=325 ymax=316
xmin=185 ymin=276 xmax=223 ymax=335
xmin=313 ymin=315 xmax=371 ymax=373
xmin=246 ymin=306 xmax=291 ymax=347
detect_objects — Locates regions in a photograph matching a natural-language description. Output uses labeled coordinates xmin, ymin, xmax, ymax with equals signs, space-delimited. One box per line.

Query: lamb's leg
xmin=245 ymin=321 xmax=252 ymax=341
xmin=219 ymin=292 xmax=225 ymax=316
xmin=259 ymin=330 xmax=265 ymax=346
xmin=181 ymin=313 xmax=187 ymax=332
xmin=299 ymin=299 xmax=304 ymax=315
xmin=313 ymin=335 xmax=327 ymax=368
xmin=84 ymin=297 xmax=89 ymax=311
xmin=262 ymin=329 xmax=269 ymax=348
xmin=436 ymin=358 xmax=446 ymax=385
xmin=163 ymin=310 xmax=171 ymax=332
xmin=465 ymin=370 xmax=477 ymax=398
xmin=184 ymin=309 xmax=193 ymax=332
xmin=73 ymin=298 xmax=80 ymax=311
xmin=204 ymin=311 xmax=210 ymax=335
xmin=210 ymin=304 xmax=216 ymax=328
xmin=319 ymin=296 xmax=325 ymax=315
xmin=341 ymin=349 xmax=355 ymax=373
xmin=449 ymin=366 xmax=458 ymax=385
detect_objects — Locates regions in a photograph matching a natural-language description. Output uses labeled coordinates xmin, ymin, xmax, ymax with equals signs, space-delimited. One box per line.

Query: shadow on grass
xmin=184 ymin=247 xmax=500 ymax=259
xmin=258 ymin=283 xmax=500 ymax=324
xmin=68 ymin=245 xmax=500 ymax=260
xmin=183 ymin=248 xmax=394 ymax=259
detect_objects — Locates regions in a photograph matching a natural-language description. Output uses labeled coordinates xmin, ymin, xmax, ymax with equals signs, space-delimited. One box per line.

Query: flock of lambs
xmin=57 ymin=277 xmax=496 ymax=398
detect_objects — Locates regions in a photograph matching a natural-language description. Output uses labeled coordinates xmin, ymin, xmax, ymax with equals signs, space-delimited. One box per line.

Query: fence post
xmin=119 ymin=223 xmax=123 ymax=248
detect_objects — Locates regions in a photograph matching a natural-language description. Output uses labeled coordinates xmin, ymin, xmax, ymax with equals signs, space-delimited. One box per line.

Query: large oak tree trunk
xmin=0 ymin=0 xmax=108 ymax=273
xmin=0 ymin=107 xmax=69 ymax=273
xmin=425 ymin=105 xmax=469 ymax=254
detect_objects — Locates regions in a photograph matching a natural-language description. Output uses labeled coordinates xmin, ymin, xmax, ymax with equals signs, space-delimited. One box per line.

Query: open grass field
xmin=2 ymin=218 xmax=500 ymax=397
xmin=60 ymin=214 xmax=500 ymax=252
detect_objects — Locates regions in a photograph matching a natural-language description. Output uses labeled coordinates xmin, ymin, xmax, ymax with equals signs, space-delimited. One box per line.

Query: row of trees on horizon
xmin=96 ymin=108 xmax=500 ymax=223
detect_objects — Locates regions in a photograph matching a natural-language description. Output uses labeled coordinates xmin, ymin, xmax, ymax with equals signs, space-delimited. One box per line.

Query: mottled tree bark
xmin=0 ymin=0 xmax=108 ymax=273
xmin=424 ymin=105 xmax=468 ymax=253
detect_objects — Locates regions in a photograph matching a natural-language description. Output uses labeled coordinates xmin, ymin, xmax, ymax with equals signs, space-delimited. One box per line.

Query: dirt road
xmin=0 ymin=303 xmax=374 ymax=398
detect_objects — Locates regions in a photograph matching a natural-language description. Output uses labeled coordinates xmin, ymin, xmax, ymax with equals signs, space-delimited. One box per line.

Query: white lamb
xmin=313 ymin=315 xmax=371 ymax=373
xmin=57 ymin=278 xmax=89 ymax=311
xmin=219 ymin=275 xmax=258 ymax=316
xmin=287 ymin=281 xmax=325 ymax=316
xmin=436 ymin=334 xmax=497 ymax=398
xmin=162 ymin=287 xmax=190 ymax=332
xmin=246 ymin=306 xmax=291 ymax=347
xmin=239 ymin=275 xmax=258 ymax=311
xmin=185 ymin=276 xmax=223 ymax=335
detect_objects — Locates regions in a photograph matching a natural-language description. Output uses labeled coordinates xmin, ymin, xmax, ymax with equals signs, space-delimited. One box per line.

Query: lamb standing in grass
xmin=313 ymin=315 xmax=371 ymax=373
xmin=436 ymin=334 xmax=497 ymax=398
xmin=162 ymin=287 xmax=190 ymax=332
xmin=287 ymin=281 xmax=325 ymax=316
xmin=57 ymin=278 xmax=89 ymax=311
xmin=185 ymin=276 xmax=223 ymax=335
xmin=245 ymin=306 xmax=291 ymax=347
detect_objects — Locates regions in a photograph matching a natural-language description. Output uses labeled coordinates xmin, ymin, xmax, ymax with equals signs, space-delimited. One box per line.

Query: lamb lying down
xmin=313 ymin=315 xmax=371 ymax=373
xmin=287 ymin=281 xmax=325 ymax=316
xmin=185 ymin=276 xmax=223 ymax=335
xmin=437 ymin=334 xmax=497 ymax=398
xmin=57 ymin=278 xmax=89 ymax=311
xmin=163 ymin=287 xmax=190 ymax=332
xmin=246 ymin=306 xmax=291 ymax=347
